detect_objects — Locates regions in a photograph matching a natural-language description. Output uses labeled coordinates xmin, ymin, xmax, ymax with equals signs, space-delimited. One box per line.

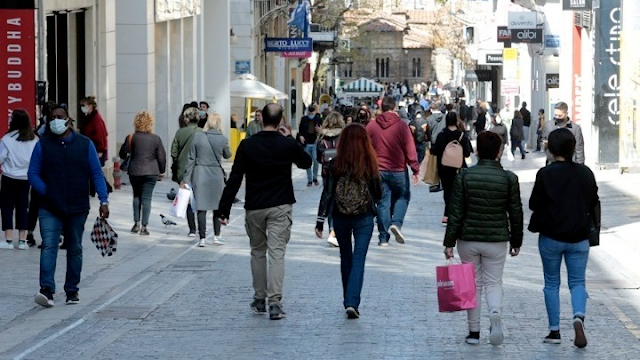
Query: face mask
xmin=200 ymin=110 xmax=206 ymax=118
xmin=81 ymin=106 xmax=90 ymax=115
xmin=50 ymin=119 xmax=68 ymax=135
xmin=554 ymin=117 xmax=564 ymax=122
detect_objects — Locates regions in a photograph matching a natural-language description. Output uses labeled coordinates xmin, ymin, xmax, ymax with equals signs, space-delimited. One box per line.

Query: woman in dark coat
xmin=431 ymin=112 xmax=472 ymax=226
xmin=528 ymin=128 xmax=599 ymax=348
xmin=510 ymin=110 xmax=525 ymax=159
xmin=120 ymin=111 xmax=167 ymax=236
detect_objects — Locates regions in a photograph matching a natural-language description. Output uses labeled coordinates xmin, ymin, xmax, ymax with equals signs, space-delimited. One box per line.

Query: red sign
xmin=303 ymin=63 xmax=311 ymax=83
xmin=282 ymin=51 xmax=312 ymax=58
xmin=572 ymin=25 xmax=582 ymax=123
xmin=0 ymin=9 xmax=36 ymax=132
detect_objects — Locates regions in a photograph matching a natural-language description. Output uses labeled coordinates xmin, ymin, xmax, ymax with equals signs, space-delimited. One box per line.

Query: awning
xmin=340 ymin=78 xmax=385 ymax=94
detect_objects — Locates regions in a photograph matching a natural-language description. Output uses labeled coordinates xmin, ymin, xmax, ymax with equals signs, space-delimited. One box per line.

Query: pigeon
xmin=167 ymin=188 xmax=177 ymax=201
xmin=160 ymin=214 xmax=177 ymax=227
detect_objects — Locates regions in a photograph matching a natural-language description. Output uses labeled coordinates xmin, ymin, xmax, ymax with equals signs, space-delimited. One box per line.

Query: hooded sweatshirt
xmin=0 ymin=130 xmax=39 ymax=180
xmin=366 ymin=111 xmax=420 ymax=173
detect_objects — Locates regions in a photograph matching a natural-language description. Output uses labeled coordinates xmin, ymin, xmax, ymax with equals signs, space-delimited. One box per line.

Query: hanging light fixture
xmin=230 ymin=28 xmax=239 ymax=45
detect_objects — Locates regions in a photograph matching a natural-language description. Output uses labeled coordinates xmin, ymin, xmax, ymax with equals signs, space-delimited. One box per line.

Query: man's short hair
xmin=199 ymin=101 xmax=209 ymax=108
xmin=382 ymin=96 xmax=396 ymax=112
xmin=308 ymin=104 xmax=317 ymax=113
xmin=262 ymin=103 xmax=283 ymax=127
xmin=554 ymin=102 xmax=569 ymax=113
xmin=477 ymin=131 xmax=502 ymax=160
xmin=548 ymin=128 xmax=576 ymax=160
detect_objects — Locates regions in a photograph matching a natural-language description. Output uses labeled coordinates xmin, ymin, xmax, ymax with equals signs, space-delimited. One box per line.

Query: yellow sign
xmin=503 ymin=48 xmax=518 ymax=61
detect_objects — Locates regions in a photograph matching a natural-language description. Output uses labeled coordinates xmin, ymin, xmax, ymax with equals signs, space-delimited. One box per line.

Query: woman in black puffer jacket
xmin=443 ymin=131 xmax=523 ymax=346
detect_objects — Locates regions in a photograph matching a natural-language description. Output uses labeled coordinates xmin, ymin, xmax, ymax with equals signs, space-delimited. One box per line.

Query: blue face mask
xmin=50 ymin=119 xmax=68 ymax=135
xmin=200 ymin=110 xmax=206 ymax=118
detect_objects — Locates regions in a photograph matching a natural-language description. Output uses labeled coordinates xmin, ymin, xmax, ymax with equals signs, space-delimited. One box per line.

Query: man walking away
xmin=520 ymin=102 xmax=531 ymax=152
xmin=298 ymin=104 xmax=323 ymax=186
xmin=215 ymin=103 xmax=311 ymax=320
xmin=366 ymin=96 xmax=420 ymax=246
xmin=29 ymin=105 xmax=110 ymax=307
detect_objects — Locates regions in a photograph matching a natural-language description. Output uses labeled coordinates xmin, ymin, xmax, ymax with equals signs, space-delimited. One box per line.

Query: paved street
xmin=1 ymin=151 xmax=639 ymax=360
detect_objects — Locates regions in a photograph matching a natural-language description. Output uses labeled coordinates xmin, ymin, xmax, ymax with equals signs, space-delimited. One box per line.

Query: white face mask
xmin=81 ymin=106 xmax=90 ymax=115
xmin=50 ymin=119 xmax=68 ymax=135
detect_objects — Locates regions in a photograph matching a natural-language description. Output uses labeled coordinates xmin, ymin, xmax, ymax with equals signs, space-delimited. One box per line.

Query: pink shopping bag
xmin=436 ymin=261 xmax=477 ymax=312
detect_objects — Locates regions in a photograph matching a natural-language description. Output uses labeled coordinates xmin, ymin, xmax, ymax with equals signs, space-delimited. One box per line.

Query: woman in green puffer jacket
xmin=443 ymin=131 xmax=524 ymax=346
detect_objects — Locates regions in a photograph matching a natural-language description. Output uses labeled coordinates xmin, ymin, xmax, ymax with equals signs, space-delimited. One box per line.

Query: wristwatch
xmin=100 ymin=201 xmax=109 ymax=206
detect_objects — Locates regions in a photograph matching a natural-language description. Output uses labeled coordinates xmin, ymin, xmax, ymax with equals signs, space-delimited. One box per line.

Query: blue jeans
xmin=376 ymin=170 xmax=411 ymax=243
xmin=39 ymin=208 xmax=89 ymax=294
xmin=334 ymin=214 xmax=374 ymax=309
xmin=538 ymin=234 xmax=590 ymax=331
xmin=304 ymin=144 xmax=319 ymax=182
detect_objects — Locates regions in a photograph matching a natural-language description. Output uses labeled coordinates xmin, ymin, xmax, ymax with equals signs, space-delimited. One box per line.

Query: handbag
xmin=420 ymin=149 xmax=439 ymax=185
xmin=588 ymin=200 xmax=601 ymax=247
xmin=436 ymin=259 xmax=477 ymax=312
xmin=169 ymin=185 xmax=193 ymax=218
xmin=90 ymin=217 xmax=118 ymax=257
xmin=205 ymin=133 xmax=228 ymax=184
xmin=120 ymin=133 xmax=134 ymax=172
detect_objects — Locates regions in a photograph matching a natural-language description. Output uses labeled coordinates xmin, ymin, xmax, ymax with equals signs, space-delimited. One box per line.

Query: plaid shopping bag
xmin=90 ymin=217 xmax=118 ymax=257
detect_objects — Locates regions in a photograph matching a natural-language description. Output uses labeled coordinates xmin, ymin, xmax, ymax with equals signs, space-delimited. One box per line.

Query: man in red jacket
xmin=367 ymin=96 xmax=420 ymax=246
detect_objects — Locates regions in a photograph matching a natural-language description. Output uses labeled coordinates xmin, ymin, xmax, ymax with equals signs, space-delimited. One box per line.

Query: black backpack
xmin=320 ymin=138 xmax=338 ymax=177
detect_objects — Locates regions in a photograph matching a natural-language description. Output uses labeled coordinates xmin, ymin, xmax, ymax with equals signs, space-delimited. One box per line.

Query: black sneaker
xmin=544 ymin=330 xmax=561 ymax=344
xmin=345 ymin=306 xmax=360 ymax=319
xmin=34 ymin=288 xmax=54 ymax=308
xmin=66 ymin=292 xmax=79 ymax=305
xmin=465 ymin=331 xmax=480 ymax=345
xmin=26 ymin=233 xmax=36 ymax=247
xmin=313 ymin=179 xmax=319 ymax=186
xmin=130 ymin=222 xmax=140 ymax=233
xmin=306 ymin=182 xmax=313 ymax=187
xmin=269 ymin=304 xmax=286 ymax=320
xmin=573 ymin=316 xmax=587 ymax=348
xmin=250 ymin=298 xmax=266 ymax=313
xmin=139 ymin=226 xmax=149 ymax=236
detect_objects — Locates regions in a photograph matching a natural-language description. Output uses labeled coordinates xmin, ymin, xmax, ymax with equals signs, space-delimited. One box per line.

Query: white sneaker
xmin=17 ymin=241 xmax=29 ymax=250
xmin=0 ymin=241 xmax=14 ymax=250
xmin=197 ymin=239 xmax=206 ymax=247
xmin=389 ymin=225 xmax=406 ymax=244
xmin=489 ymin=312 xmax=504 ymax=346
xmin=327 ymin=235 xmax=339 ymax=247
xmin=212 ymin=237 xmax=225 ymax=245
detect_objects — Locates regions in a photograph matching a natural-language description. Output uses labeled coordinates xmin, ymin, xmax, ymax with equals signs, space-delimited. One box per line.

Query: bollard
xmin=112 ymin=156 xmax=122 ymax=190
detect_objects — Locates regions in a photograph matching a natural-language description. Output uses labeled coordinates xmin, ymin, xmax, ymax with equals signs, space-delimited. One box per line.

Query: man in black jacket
xmin=520 ymin=102 xmax=531 ymax=152
xmin=216 ymin=103 xmax=312 ymax=320
xmin=297 ymin=104 xmax=323 ymax=186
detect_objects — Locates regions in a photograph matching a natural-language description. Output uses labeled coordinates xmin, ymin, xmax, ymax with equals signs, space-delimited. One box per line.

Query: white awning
xmin=340 ymin=78 xmax=385 ymax=94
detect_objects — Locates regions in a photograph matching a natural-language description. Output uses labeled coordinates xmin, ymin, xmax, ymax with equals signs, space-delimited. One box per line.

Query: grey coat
xmin=183 ymin=130 xmax=232 ymax=211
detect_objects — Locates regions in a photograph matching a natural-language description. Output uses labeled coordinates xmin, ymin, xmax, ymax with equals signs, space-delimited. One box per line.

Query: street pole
xmin=36 ymin=0 xmax=46 ymax=83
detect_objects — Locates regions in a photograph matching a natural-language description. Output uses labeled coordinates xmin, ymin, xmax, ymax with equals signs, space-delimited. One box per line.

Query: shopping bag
xmin=168 ymin=185 xmax=192 ymax=218
xmin=90 ymin=217 xmax=118 ymax=257
xmin=421 ymin=150 xmax=440 ymax=185
xmin=436 ymin=261 xmax=477 ymax=312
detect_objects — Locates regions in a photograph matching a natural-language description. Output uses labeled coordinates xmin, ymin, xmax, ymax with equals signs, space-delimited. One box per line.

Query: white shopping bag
xmin=169 ymin=185 xmax=193 ymax=218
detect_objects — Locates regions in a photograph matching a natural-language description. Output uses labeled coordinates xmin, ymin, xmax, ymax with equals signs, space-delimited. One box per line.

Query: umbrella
xmin=230 ymin=74 xmax=288 ymax=100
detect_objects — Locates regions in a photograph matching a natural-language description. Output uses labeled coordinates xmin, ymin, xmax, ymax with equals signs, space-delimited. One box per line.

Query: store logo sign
xmin=511 ymin=28 xmax=543 ymax=43
xmin=508 ymin=12 xmax=537 ymax=29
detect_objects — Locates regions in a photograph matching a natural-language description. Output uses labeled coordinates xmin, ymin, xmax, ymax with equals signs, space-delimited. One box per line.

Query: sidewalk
xmin=0 ymin=153 xmax=639 ymax=359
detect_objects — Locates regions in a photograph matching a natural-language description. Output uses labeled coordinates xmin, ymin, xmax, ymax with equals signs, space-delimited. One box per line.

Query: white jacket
xmin=0 ymin=131 xmax=39 ymax=180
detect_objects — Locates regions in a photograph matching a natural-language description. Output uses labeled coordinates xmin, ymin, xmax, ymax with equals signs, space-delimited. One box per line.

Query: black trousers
xmin=28 ymin=186 xmax=40 ymax=232
xmin=439 ymin=166 xmax=458 ymax=217
xmin=0 ymin=175 xmax=30 ymax=231
xmin=197 ymin=210 xmax=221 ymax=239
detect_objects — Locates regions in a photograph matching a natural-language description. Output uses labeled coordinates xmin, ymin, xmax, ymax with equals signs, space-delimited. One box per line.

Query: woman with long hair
xmin=432 ymin=112 xmax=472 ymax=226
xmin=529 ymin=128 xmax=599 ymax=348
xmin=182 ymin=113 xmax=232 ymax=247
xmin=316 ymin=111 xmax=346 ymax=247
xmin=119 ymin=111 xmax=166 ymax=236
xmin=315 ymin=124 xmax=382 ymax=319
xmin=0 ymin=110 xmax=39 ymax=249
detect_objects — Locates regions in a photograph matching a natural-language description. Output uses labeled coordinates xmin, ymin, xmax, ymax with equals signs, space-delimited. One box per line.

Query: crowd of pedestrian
xmin=2 ymin=92 xmax=596 ymax=349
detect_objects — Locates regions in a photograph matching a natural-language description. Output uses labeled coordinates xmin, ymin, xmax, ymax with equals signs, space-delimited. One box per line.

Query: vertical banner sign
xmin=594 ymin=0 xmax=621 ymax=164
xmin=572 ymin=26 xmax=582 ymax=124
xmin=619 ymin=0 xmax=640 ymax=168
xmin=0 ymin=9 xmax=36 ymax=133
xmin=285 ymin=0 xmax=311 ymax=58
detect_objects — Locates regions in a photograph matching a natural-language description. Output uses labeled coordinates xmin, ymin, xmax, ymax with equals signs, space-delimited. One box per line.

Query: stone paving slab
xmin=1 ymin=154 xmax=639 ymax=359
